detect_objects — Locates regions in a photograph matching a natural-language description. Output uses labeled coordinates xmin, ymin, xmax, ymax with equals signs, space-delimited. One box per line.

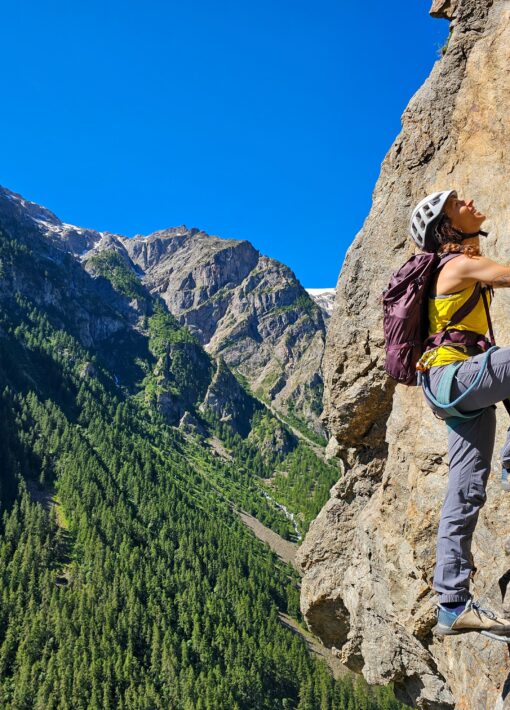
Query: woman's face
xmin=444 ymin=195 xmax=486 ymax=233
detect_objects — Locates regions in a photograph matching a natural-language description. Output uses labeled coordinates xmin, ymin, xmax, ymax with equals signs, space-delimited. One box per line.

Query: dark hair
xmin=433 ymin=214 xmax=480 ymax=258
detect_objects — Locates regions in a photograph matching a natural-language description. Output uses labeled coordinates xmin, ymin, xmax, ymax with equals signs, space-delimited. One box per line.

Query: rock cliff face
xmin=297 ymin=2 xmax=510 ymax=708
xmin=123 ymin=229 xmax=326 ymax=434
xmin=198 ymin=356 xmax=261 ymax=437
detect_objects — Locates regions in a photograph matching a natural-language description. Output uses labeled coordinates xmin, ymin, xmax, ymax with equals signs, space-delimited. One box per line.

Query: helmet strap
xmin=453 ymin=228 xmax=489 ymax=240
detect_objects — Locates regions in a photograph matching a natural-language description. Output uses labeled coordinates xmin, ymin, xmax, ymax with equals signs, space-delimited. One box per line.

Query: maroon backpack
xmin=382 ymin=252 xmax=493 ymax=386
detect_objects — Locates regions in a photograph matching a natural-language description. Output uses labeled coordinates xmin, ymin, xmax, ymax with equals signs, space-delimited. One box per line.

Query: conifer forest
xmin=0 ymin=225 xmax=407 ymax=708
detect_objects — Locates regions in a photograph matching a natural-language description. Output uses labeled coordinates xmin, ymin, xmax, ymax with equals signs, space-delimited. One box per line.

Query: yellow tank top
xmin=421 ymin=283 xmax=491 ymax=368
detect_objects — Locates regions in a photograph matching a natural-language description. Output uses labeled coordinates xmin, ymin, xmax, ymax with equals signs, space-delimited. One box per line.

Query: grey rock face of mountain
xmin=0 ymin=186 xmax=101 ymax=256
xmin=178 ymin=410 xmax=209 ymax=438
xmin=198 ymin=356 xmax=261 ymax=438
xmin=297 ymin=2 xmax=510 ymax=708
xmin=150 ymin=341 xmax=214 ymax=426
xmin=0 ymin=187 xmax=327 ymax=436
xmin=123 ymin=230 xmax=327 ymax=434
xmin=0 ymin=189 xmax=141 ymax=350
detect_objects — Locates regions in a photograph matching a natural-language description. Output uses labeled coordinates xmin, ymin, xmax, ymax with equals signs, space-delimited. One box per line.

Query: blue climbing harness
xmin=419 ymin=346 xmax=499 ymax=430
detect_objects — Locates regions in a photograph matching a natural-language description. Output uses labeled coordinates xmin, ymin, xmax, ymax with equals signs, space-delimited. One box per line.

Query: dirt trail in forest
xmin=278 ymin=612 xmax=350 ymax=681
xmin=26 ymin=481 xmax=72 ymax=586
xmin=238 ymin=509 xmax=299 ymax=569
xmin=238 ymin=509 xmax=349 ymax=679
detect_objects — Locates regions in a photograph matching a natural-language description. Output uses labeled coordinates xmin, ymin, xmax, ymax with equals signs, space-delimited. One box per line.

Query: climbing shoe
xmin=502 ymin=466 xmax=510 ymax=492
xmin=434 ymin=597 xmax=510 ymax=642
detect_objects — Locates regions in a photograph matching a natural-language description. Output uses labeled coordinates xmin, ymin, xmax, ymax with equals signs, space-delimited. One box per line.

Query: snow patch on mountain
xmin=305 ymin=288 xmax=335 ymax=318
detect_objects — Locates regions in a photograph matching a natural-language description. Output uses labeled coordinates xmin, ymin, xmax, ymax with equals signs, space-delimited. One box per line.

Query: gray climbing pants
xmin=424 ymin=346 xmax=510 ymax=603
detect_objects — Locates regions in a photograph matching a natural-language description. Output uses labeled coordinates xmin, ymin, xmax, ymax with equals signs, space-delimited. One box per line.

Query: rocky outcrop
xmin=178 ymin=410 xmax=209 ymax=438
xmin=297 ymin=2 xmax=510 ymax=708
xmin=247 ymin=412 xmax=298 ymax=463
xmin=199 ymin=356 xmax=263 ymax=437
xmin=124 ymin=229 xmax=327 ymax=434
xmin=79 ymin=361 xmax=97 ymax=379
xmin=150 ymin=341 xmax=214 ymax=425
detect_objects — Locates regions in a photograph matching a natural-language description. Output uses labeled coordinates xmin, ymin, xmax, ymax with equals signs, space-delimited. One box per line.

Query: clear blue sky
xmin=0 ymin=1 xmax=448 ymax=287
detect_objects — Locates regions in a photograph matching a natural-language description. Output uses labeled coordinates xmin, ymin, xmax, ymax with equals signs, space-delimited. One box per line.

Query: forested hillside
xmin=0 ymin=215 xmax=406 ymax=708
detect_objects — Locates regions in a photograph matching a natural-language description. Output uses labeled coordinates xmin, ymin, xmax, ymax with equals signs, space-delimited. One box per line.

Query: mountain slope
xmin=123 ymin=229 xmax=326 ymax=434
xmin=0 ymin=186 xmax=327 ymax=436
xmin=0 ymin=212 xmax=325 ymax=537
xmin=305 ymin=289 xmax=336 ymax=319
xmin=0 ymin=191 xmax=406 ymax=708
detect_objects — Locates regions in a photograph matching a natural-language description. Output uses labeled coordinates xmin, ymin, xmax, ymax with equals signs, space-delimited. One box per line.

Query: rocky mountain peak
xmin=124 ymin=228 xmax=327 ymax=433
xmin=0 ymin=185 xmax=61 ymax=227
xmin=305 ymin=289 xmax=336 ymax=319
xmin=0 ymin=185 xmax=103 ymax=256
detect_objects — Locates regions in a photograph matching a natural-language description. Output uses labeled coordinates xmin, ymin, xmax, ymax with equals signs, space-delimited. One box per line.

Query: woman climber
xmin=410 ymin=190 xmax=510 ymax=642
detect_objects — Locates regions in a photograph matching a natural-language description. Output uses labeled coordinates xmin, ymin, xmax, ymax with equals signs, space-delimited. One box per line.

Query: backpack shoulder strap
xmin=481 ymin=286 xmax=496 ymax=345
xmin=447 ymin=283 xmax=482 ymax=329
xmin=429 ymin=252 xmax=463 ymax=292
xmin=435 ymin=251 xmax=463 ymax=271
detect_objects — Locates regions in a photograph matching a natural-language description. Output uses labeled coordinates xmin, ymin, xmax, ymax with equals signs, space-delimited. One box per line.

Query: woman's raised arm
xmin=454 ymin=255 xmax=510 ymax=288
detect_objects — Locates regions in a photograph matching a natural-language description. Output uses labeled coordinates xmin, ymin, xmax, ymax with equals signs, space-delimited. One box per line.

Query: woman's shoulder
xmin=435 ymin=255 xmax=480 ymax=295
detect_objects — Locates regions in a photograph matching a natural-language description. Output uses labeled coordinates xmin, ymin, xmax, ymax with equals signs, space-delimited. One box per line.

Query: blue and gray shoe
xmin=502 ymin=467 xmax=510 ymax=491
xmin=435 ymin=597 xmax=510 ymax=642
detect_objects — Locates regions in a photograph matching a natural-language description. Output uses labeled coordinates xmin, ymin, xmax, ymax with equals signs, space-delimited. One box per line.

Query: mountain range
xmin=0 ymin=181 xmax=326 ymax=706
xmin=0 ymin=186 xmax=330 ymax=437
xmin=0 ymin=181 xmax=408 ymax=708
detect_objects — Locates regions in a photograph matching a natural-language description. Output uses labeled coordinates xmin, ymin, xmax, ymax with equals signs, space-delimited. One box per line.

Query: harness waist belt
xmin=420 ymin=346 xmax=499 ymax=424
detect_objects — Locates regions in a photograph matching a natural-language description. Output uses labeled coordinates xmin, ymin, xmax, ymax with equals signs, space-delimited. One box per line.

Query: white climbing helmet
xmin=409 ymin=189 xmax=457 ymax=252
